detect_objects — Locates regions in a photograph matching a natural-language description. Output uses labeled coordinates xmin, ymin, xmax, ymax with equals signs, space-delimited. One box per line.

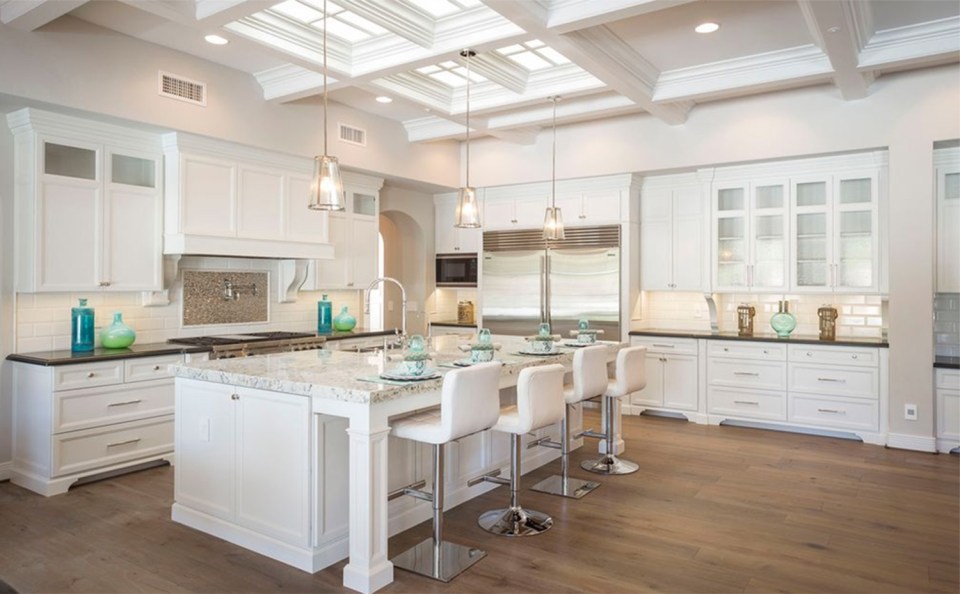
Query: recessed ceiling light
xmin=375 ymin=96 xmax=393 ymax=104
xmin=204 ymin=34 xmax=229 ymax=45
xmin=695 ymin=22 xmax=720 ymax=34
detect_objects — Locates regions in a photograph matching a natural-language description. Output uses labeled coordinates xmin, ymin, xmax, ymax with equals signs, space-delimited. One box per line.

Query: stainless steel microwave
xmin=436 ymin=253 xmax=478 ymax=287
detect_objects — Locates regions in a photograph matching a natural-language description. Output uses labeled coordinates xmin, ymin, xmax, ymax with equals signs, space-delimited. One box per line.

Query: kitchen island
xmin=170 ymin=335 xmax=625 ymax=594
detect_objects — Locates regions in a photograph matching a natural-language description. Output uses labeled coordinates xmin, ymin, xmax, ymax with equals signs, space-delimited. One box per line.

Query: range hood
xmin=163 ymin=235 xmax=334 ymax=260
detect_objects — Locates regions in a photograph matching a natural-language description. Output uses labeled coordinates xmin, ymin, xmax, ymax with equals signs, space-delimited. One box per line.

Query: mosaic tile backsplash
xmin=182 ymin=270 xmax=269 ymax=326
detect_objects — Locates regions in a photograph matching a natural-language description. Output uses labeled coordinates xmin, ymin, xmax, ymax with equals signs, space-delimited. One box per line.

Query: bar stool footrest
xmin=391 ymin=538 xmax=487 ymax=583
xmin=529 ymin=474 xmax=601 ymax=499
xmin=577 ymin=429 xmax=606 ymax=440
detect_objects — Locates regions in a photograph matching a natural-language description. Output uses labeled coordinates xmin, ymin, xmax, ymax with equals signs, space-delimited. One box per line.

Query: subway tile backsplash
xmin=935 ymin=293 xmax=960 ymax=357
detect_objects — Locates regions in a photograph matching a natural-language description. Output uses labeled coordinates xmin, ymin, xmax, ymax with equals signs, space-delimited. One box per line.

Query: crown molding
xmin=859 ymin=16 xmax=960 ymax=69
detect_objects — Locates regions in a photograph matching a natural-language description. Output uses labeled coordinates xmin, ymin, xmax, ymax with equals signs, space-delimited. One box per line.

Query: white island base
xmin=170 ymin=337 xmax=621 ymax=593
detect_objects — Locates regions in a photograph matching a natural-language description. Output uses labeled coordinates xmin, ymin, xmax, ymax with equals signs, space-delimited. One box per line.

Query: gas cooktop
xmin=167 ymin=331 xmax=315 ymax=347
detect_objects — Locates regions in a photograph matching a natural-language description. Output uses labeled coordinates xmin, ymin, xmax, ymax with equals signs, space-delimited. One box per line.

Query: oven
xmin=436 ymin=253 xmax=478 ymax=287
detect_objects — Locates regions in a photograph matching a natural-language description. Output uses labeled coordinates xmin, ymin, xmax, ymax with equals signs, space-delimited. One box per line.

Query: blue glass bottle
xmin=317 ymin=294 xmax=333 ymax=334
xmin=71 ymin=298 xmax=95 ymax=352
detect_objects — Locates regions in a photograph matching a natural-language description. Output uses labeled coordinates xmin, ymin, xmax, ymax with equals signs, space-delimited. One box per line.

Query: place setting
xmin=444 ymin=328 xmax=504 ymax=367
xmin=357 ymin=335 xmax=444 ymax=385
xmin=515 ymin=323 xmax=564 ymax=356
xmin=561 ymin=319 xmax=606 ymax=348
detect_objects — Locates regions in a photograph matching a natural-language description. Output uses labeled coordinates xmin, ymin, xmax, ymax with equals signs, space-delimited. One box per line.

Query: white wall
xmin=0 ymin=16 xmax=459 ymax=189
xmin=0 ymin=120 xmax=14 ymax=470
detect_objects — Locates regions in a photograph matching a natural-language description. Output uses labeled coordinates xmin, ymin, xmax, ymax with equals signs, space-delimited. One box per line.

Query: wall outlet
xmin=904 ymin=404 xmax=918 ymax=421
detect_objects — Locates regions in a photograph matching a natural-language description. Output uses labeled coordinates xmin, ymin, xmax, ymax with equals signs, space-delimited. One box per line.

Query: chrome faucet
xmin=222 ymin=279 xmax=258 ymax=301
xmin=364 ymin=277 xmax=407 ymax=342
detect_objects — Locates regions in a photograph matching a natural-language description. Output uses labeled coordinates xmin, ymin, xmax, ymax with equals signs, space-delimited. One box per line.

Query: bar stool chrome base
xmin=530 ymin=474 xmax=600 ymax=499
xmin=392 ymin=538 xmax=486 ymax=583
xmin=478 ymin=506 xmax=553 ymax=537
xmin=581 ymin=454 xmax=639 ymax=475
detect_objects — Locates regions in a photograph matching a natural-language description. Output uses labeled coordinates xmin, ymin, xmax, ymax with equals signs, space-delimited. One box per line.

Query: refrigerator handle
xmin=544 ymin=253 xmax=552 ymax=326
xmin=539 ymin=255 xmax=546 ymax=323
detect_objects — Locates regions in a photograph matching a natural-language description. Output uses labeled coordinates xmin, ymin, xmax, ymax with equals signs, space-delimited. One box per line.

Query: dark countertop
xmin=629 ymin=328 xmax=889 ymax=348
xmin=318 ymin=328 xmax=399 ymax=340
xmin=935 ymin=356 xmax=960 ymax=369
xmin=6 ymin=343 xmax=210 ymax=366
xmin=430 ymin=320 xmax=478 ymax=328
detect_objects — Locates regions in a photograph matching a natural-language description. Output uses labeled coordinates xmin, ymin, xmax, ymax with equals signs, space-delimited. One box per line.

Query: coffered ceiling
xmin=3 ymin=0 xmax=958 ymax=144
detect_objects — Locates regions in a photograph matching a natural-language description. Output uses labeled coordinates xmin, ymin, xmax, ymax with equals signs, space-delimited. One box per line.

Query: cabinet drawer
xmin=631 ymin=336 xmax=698 ymax=355
xmin=53 ymin=361 xmax=124 ymax=391
xmin=708 ymin=358 xmax=786 ymax=391
xmin=789 ymin=364 xmax=878 ymax=400
xmin=54 ymin=380 xmax=174 ymax=434
xmin=789 ymin=394 xmax=879 ymax=432
xmin=708 ymin=341 xmax=786 ymax=361
xmin=936 ymin=369 xmax=960 ymax=390
xmin=708 ymin=387 xmax=786 ymax=421
xmin=937 ymin=388 xmax=960 ymax=440
xmin=125 ymin=355 xmax=182 ymax=383
xmin=52 ymin=415 xmax=173 ymax=477
xmin=788 ymin=344 xmax=878 ymax=367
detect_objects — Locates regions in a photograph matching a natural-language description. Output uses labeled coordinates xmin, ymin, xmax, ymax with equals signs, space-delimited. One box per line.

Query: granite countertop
xmin=171 ymin=335 xmax=626 ymax=405
xmin=629 ymin=328 xmax=889 ymax=348
xmin=317 ymin=327 xmax=399 ymax=340
xmin=6 ymin=343 xmax=210 ymax=366
xmin=935 ymin=356 xmax=960 ymax=369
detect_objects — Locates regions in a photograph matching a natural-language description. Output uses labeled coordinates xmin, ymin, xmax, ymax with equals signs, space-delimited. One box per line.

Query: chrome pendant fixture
xmin=543 ymin=96 xmax=565 ymax=240
xmin=309 ymin=0 xmax=345 ymax=211
xmin=455 ymin=49 xmax=480 ymax=228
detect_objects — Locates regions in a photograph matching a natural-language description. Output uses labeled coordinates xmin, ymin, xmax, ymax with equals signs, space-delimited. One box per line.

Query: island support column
xmin=342 ymin=409 xmax=394 ymax=594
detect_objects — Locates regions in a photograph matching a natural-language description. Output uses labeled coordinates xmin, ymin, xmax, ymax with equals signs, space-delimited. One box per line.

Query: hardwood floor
xmin=0 ymin=412 xmax=956 ymax=593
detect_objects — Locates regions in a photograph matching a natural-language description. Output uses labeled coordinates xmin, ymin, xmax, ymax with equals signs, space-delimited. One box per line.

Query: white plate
xmin=452 ymin=358 xmax=496 ymax=367
xmin=380 ymin=369 xmax=441 ymax=381
xmin=562 ymin=341 xmax=599 ymax=348
xmin=516 ymin=349 xmax=562 ymax=356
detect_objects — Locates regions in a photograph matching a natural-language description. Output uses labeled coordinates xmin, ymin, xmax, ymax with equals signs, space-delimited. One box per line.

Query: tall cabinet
xmin=639 ymin=173 xmax=708 ymax=292
xmin=935 ymin=147 xmax=960 ymax=293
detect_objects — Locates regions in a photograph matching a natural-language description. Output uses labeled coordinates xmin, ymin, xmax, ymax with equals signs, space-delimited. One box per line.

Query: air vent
xmin=158 ymin=71 xmax=206 ymax=106
xmin=484 ymin=225 xmax=620 ymax=252
xmin=339 ymin=123 xmax=366 ymax=147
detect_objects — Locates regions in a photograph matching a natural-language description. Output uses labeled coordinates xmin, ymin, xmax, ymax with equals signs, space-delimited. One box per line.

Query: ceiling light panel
xmin=273 ymin=0 xmax=323 ymax=23
xmin=508 ymin=51 xmax=552 ymax=70
xmin=267 ymin=0 xmax=391 ymax=45
xmin=312 ymin=18 xmax=369 ymax=42
xmin=405 ymin=0 xmax=459 ymax=18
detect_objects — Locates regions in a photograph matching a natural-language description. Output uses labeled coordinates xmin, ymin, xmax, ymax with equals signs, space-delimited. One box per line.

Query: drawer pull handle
xmin=659 ymin=357 xmax=667 ymax=362
xmin=107 ymin=438 xmax=141 ymax=448
xmin=652 ymin=344 xmax=675 ymax=348
xmin=107 ymin=399 xmax=143 ymax=408
xmin=153 ymin=365 xmax=161 ymax=371
xmin=231 ymin=393 xmax=240 ymax=401
xmin=734 ymin=372 xmax=760 ymax=377
xmin=87 ymin=372 xmax=95 ymax=378
xmin=817 ymin=377 xmax=846 ymax=383
xmin=733 ymin=400 xmax=760 ymax=405
xmin=817 ymin=408 xmax=845 ymax=414
xmin=851 ymin=355 xmax=858 ymax=359
xmin=806 ymin=352 xmax=812 ymax=357
xmin=723 ymin=347 xmax=729 ymax=352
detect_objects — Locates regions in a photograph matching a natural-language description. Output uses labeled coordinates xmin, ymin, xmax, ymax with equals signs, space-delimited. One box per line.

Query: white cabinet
xmin=434 ymin=194 xmax=481 ymax=253
xmin=304 ymin=173 xmax=384 ymax=290
xmin=935 ymin=148 xmax=960 ymax=293
xmin=628 ymin=336 xmax=699 ymax=413
xmin=175 ymin=381 xmax=312 ymax=547
xmin=10 ymin=353 xmax=181 ymax=496
xmin=7 ymin=109 xmax=163 ymax=292
xmin=936 ymin=368 xmax=959 ymax=453
xmin=483 ymin=196 xmax=546 ymax=230
xmin=707 ymin=341 xmax=788 ymax=421
xmin=554 ymin=190 xmax=622 ymax=226
xmin=162 ymin=133 xmax=333 ymax=260
xmin=640 ymin=173 xmax=706 ymax=291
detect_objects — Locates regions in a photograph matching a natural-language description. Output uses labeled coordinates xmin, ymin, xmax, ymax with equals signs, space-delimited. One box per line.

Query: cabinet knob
xmin=578 ymin=215 xmax=586 ymax=220
xmin=762 ymin=350 xmax=768 ymax=354
xmin=454 ymin=246 xmax=460 ymax=251
xmin=153 ymin=365 xmax=161 ymax=371
xmin=806 ymin=352 xmax=812 ymax=357
xmin=851 ymin=354 xmax=858 ymax=359
xmin=510 ymin=219 xmax=518 ymax=224
xmin=99 ymin=281 xmax=111 ymax=287
xmin=231 ymin=393 xmax=239 ymax=401
xmin=87 ymin=372 xmax=95 ymax=378
xmin=723 ymin=347 xmax=729 ymax=352
xmin=347 ymin=282 xmax=354 ymax=287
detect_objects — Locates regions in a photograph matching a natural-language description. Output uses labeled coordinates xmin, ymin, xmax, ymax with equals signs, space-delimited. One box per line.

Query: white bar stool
xmin=530 ymin=344 xmax=607 ymax=499
xmin=389 ymin=361 xmax=503 ymax=582
xmin=580 ymin=345 xmax=647 ymax=475
xmin=473 ymin=364 xmax=566 ymax=537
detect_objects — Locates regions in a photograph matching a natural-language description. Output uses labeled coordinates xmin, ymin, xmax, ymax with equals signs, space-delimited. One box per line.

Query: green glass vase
xmin=333 ymin=306 xmax=357 ymax=332
xmin=101 ymin=311 xmax=136 ymax=349
xmin=770 ymin=300 xmax=797 ymax=338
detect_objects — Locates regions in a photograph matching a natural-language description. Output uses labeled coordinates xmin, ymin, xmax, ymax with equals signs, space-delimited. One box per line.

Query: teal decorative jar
xmin=770 ymin=300 xmax=797 ymax=338
xmin=333 ymin=306 xmax=357 ymax=332
xmin=101 ymin=311 xmax=136 ymax=349
xmin=471 ymin=328 xmax=495 ymax=362
xmin=70 ymin=298 xmax=95 ymax=352
xmin=317 ymin=294 xmax=333 ymax=334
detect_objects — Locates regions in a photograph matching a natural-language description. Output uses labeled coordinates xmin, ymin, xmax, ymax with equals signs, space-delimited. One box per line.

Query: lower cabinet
xmin=707 ymin=341 xmax=787 ymax=421
xmin=936 ymin=368 xmax=960 ymax=452
xmin=628 ymin=336 xmax=699 ymax=416
xmin=11 ymin=354 xmax=181 ymax=496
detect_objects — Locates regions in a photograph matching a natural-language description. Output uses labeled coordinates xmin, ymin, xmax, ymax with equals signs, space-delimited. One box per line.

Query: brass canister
xmin=818 ymin=305 xmax=838 ymax=341
xmin=457 ymin=300 xmax=475 ymax=325
xmin=737 ymin=303 xmax=756 ymax=336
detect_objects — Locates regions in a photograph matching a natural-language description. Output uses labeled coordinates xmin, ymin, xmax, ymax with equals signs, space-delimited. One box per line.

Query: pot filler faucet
xmin=364 ymin=277 xmax=407 ymax=342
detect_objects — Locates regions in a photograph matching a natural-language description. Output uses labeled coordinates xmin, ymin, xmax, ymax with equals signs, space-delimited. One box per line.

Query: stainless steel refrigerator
xmin=481 ymin=225 xmax=621 ymax=339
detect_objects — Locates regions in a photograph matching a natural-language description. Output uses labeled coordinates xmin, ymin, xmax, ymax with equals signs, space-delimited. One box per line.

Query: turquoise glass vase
xmin=71 ymin=298 xmax=95 ymax=352
xmin=333 ymin=306 xmax=357 ymax=332
xmin=101 ymin=312 xmax=136 ymax=349
xmin=770 ymin=300 xmax=797 ymax=338
xmin=317 ymin=294 xmax=333 ymax=334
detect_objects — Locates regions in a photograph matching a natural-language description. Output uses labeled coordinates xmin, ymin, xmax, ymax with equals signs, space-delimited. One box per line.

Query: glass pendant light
xmin=543 ymin=96 xmax=565 ymax=240
xmin=455 ymin=49 xmax=480 ymax=228
xmin=309 ymin=0 xmax=345 ymax=211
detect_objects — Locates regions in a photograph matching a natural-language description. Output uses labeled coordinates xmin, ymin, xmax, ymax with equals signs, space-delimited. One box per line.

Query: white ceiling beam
xmin=116 ymin=0 xmax=196 ymax=26
xmin=858 ymin=16 xmax=960 ymax=70
xmin=547 ymin=0 xmax=696 ymax=34
xmin=462 ymin=52 xmax=528 ymax=95
xmin=486 ymin=93 xmax=636 ymax=130
xmin=336 ymin=0 xmax=435 ymax=48
xmin=0 ymin=0 xmax=88 ymax=30
xmin=798 ymin=0 xmax=873 ymax=100
xmin=255 ymin=64 xmax=346 ymax=102
xmin=194 ymin=0 xmax=276 ymax=27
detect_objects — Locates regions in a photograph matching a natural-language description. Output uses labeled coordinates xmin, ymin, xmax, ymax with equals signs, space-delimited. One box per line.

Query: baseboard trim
xmin=886 ymin=433 xmax=937 ymax=453
xmin=0 ymin=461 xmax=11 ymax=482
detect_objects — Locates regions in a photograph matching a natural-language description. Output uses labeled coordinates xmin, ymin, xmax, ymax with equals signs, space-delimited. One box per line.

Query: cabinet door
xmin=554 ymin=194 xmax=583 ymax=226
xmin=791 ymin=177 xmax=832 ymax=291
xmin=631 ymin=356 xmax=664 ymax=407
xmin=237 ymin=165 xmax=285 ymax=240
xmin=515 ymin=197 xmax=547 ymax=229
xmin=351 ymin=217 xmax=379 ymax=288
xmin=582 ymin=191 xmax=621 ymax=223
xmin=749 ymin=180 xmax=788 ymax=292
xmin=662 ymin=354 xmax=698 ymax=411
xmin=483 ymin=199 xmax=516 ymax=230
xmin=311 ymin=213 xmax=350 ymax=289
xmin=834 ymin=172 xmax=879 ymax=292
xmin=714 ymin=183 xmax=749 ymax=291
xmin=434 ymin=199 xmax=458 ymax=254
xmin=38 ymin=179 xmax=100 ymax=290
xmin=458 ymin=227 xmax=481 ymax=253
xmin=938 ymin=165 xmax=960 ymax=292
xmin=673 ymin=186 xmax=704 ymax=291
xmin=640 ymin=187 xmax=672 ymax=290
xmin=181 ymin=154 xmax=235 ymax=237
xmin=235 ymin=388 xmax=311 ymax=547
xmin=285 ymin=173 xmax=329 ymax=244
xmin=103 ymin=185 xmax=162 ymax=290
xmin=174 ymin=381 xmax=236 ymax=521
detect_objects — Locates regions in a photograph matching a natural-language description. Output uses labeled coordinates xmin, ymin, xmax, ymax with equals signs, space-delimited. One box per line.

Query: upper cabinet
xmin=434 ymin=194 xmax=481 ymax=254
xmin=935 ymin=147 xmax=960 ymax=293
xmin=7 ymin=109 xmax=163 ymax=292
xmin=640 ymin=173 xmax=708 ymax=292
xmin=162 ymin=133 xmax=333 ymax=260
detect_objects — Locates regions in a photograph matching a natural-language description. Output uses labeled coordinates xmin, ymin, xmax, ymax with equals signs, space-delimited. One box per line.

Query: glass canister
xmin=770 ymin=300 xmax=797 ymax=338
xmin=737 ymin=304 xmax=756 ymax=336
xmin=70 ymin=298 xmax=95 ymax=352
xmin=818 ymin=305 xmax=839 ymax=341
xmin=317 ymin=294 xmax=333 ymax=334
xmin=457 ymin=301 xmax=475 ymax=324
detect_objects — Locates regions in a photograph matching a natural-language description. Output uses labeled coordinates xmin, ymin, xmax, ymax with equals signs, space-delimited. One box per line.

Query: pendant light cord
xmin=465 ymin=50 xmax=471 ymax=187
xmin=323 ymin=0 xmax=328 ymax=156
xmin=551 ymin=97 xmax=557 ymax=208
